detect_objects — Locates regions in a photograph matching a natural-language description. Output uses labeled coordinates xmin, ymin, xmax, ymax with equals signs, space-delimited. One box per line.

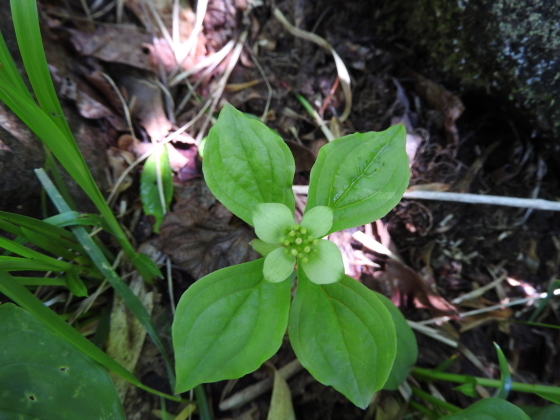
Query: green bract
xmin=253 ymin=203 xmax=343 ymax=284
xmin=173 ymin=104 xmax=414 ymax=408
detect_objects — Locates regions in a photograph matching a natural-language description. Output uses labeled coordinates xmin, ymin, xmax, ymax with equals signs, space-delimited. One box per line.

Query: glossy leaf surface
xmin=0 ymin=303 xmax=124 ymax=420
xmin=203 ymin=104 xmax=295 ymax=225
xmin=289 ymin=272 xmax=396 ymax=409
xmin=375 ymin=292 xmax=418 ymax=390
xmin=439 ymin=398 xmax=530 ymax=420
xmin=173 ymin=259 xmax=291 ymax=392
xmin=306 ymin=124 xmax=409 ymax=232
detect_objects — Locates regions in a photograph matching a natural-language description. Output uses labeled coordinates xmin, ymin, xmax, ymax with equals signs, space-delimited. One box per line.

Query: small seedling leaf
xmin=140 ymin=143 xmax=174 ymax=233
xmin=173 ymin=259 xmax=291 ymax=392
xmin=494 ymin=342 xmax=512 ymax=399
xmin=289 ymin=271 xmax=397 ymax=409
xmin=0 ymin=303 xmax=124 ymax=420
xmin=203 ymin=104 xmax=296 ymax=226
xmin=306 ymin=124 xmax=409 ymax=233
xmin=375 ymin=292 xmax=418 ymax=390
xmin=439 ymin=398 xmax=530 ymax=420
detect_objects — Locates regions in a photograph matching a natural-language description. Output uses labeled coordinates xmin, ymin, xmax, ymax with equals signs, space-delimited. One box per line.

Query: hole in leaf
xmin=28 ymin=395 xmax=35 ymax=401
xmin=60 ymin=367 xmax=68 ymax=372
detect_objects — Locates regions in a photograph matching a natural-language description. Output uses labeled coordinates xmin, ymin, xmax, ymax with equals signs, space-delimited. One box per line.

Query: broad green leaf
xmin=300 ymin=239 xmax=344 ymax=285
xmin=439 ymin=398 xmax=530 ymax=420
xmin=0 ymin=268 xmax=179 ymax=402
xmin=203 ymin=104 xmax=296 ymax=225
xmin=306 ymin=124 xmax=409 ymax=233
xmin=521 ymin=405 xmax=560 ymax=420
xmin=289 ymin=271 xmax=397 ymax=409
xmin=300 ymin=206 xmax=333 ymax=238
xmin=140 ymin=143 xmax=174 ymax=232
xmin=375 ymin=292 xmax=418 ymax=390
xmin=263 ymin=247 xmax=296 ymax=283
xmin=0 ymin=303 xmax=125 ymax=420
xmin=494 ymin=342 xmax=512 ymax=399
xmin=173 ymin=259 xmax=291 ymax=392
xmin=253 ymin=203 xmax=295 ymax=244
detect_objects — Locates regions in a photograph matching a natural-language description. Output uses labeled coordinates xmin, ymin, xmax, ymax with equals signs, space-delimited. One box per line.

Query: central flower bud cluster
xmin=279 ymin=225 xmax=319 ymax=263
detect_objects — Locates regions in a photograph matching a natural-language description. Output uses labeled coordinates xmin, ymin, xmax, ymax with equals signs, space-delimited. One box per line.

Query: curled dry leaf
xmin=154 ymin=180 xmax=259 ymax=279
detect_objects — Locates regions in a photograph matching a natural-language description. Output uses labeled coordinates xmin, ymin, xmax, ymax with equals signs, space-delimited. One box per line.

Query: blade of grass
xmin=0 ymin=268 xmax=180 ymax=402
xmin=0 ymin=5 xmax=160 ymax=281
xmin=0 ymin=236 xmax=94 ymax=275
xmin=0 ymin=256 xmax=74 ymax=272
xmin=413 ymin=367 xmax=560 ymax=400
xmin=35 ymin=168 xmax=176 ymax=390
xmin=493 ymin=342 xmax=512 ymax=399
xmin=13 ymin=276 xmax=66 ymax=286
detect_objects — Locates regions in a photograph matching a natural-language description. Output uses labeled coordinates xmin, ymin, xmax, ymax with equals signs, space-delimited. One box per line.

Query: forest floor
xmin=17 ymin=0 xmax=560 ymax=418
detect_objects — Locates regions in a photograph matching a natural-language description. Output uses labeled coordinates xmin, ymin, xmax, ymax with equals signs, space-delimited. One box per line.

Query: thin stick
xmin=403 ymin=190 xmax=560 ymax=211
xmin=292 ymin=185 xmax=560 ymax=212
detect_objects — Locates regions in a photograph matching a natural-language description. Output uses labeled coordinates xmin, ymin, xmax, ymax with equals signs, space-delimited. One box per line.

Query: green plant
xmin=172 ymin=104 xmax=415 ymax=408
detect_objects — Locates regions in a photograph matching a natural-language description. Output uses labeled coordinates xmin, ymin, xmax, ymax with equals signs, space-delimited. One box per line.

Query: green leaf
xmin=300 ymin=239 xmax=344 ymax=285
xmin=0 ymin=268 xmax=180 ymax=402
xmin=203 ymin=104 xmax=296 ymax=225
xmin=494 ymin=342 xmax=512 ymax=399
xmin=140 ymin=143 xmax=174 ymax=233
xmin=173 ymin=259 xmax=291 ymax=392
xmin=374 ymin=292 xmax=418 ymax=390
xmin=249 ymin=239 xmax=281 ymax=257
xmin=521 ymin=405 xmax=560 ymax=420
xmin=289 ymin=272 xmax=397 ymax=409
xmin=300 ymin=206 xmax=333 ymax=238
xmin=20 ymin=226 xmax=80 ymax=261
xmin=64 ymin=270 xmax=89 ymax=298
xmin=454 ymin=382 xmax=478 ymax=398
xmin=268 ymin=369 xmax=296 ymax=420
xmin=263 ymin=247 xmax=296 ymax=283
xmin=537 ymin=392 xmax=560 ymax=405
xmin=306 ymin=125 xmax=409 ymax=233
xmin=0 ymin=303 xmax=125 ymax=420
xmin=439 ymin=398 xmax=531 ymax=420
xmin=253 ymin=203 xmax=295 ymax=244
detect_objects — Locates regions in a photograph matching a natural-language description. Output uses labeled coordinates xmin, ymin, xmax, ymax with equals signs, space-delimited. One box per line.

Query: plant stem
xmin=412 ymin=367 xmax=560 ymax=396
xmin=410 ymin=385 xmax=461 ymax=414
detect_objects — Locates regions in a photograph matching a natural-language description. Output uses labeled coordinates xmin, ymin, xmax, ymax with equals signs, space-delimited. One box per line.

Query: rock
xmin=388 ymin=0 xmax=560 ymax=140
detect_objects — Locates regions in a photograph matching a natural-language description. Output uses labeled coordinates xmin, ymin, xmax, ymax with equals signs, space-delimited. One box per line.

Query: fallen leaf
xmin=67 ymin=26 xmax=155 ymax=72
xmin=155 ymin=179 xmax=259 ymax=279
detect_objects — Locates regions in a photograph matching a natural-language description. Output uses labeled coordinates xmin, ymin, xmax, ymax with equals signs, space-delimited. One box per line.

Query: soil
xmin=2 ymin=0 xmax=559 ymax=418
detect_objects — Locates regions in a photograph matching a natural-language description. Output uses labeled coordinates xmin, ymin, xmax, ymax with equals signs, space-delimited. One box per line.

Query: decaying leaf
xmin=106 ymin=276 xmax=154 ymax=402
xmin=155 ymin=179 xmax=259 ymax=279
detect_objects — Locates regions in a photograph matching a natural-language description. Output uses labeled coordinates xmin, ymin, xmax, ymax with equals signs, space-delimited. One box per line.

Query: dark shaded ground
xmin=3 ymin=0 xmax=559 ymax=418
